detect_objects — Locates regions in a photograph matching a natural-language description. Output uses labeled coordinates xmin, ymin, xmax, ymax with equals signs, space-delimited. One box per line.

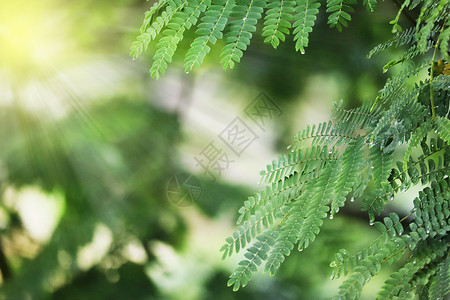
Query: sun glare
xmin=0 ymin=0 xmax=70 ymax=78
xmin=0 ymin=0 xmax=137 ymax=118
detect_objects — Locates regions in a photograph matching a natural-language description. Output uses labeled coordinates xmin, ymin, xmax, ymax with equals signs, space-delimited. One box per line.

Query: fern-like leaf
xmin=334 ymin=214 xmax=408 ymax=299
xmin=360 ymin=147 xmax=394 ymax=221
xmin=428 ymin=255 xmax=450 ymax=299
xmin=330 ymin=137 xmax=365 ymax=216
xmin=237 ymin=171 xmax=303 ymax=224
xmin=131 ymin=0 xmax=186 ymax=59
xmin=331 ymin=213 xmax=407 ymax=280
xmin=440 ymin=23 xmax=450 ymax=61
xmin=332 ymin=100 xmax=382 ymax=131
xmin=326 ymin=0 xmax=356 ymax=32
xmin=263 ymin=161 xmax=338 ymax=276
xmin=151 ymin=0 xmax=210 ymax=78
xmin=402 ymin=123 xmax=431 ymax=173
xmin=377 ymin=237 xmax=450 ymax=299
xmin=367 ymin=27 xmax=417 ymax=59
xmin=370 ymin=90 xmax=426 ymax=149
xmin=261 ymin=0 xmax=296 ymax=49
xmin=227 ymin=230 xmax=278 ymax=291
xmin=416 ymin=2 xmax=448 ymax=53
xmin=362 ymin=0 xmax=377 ymax=12
xmin=259 ymin=145 xmax=337 ymax=184
xmin=220 ymin=0 xmax=266 ymax=69
xmin=334 ymin=270 xmax=367 ymax=300
xmin=290 ymin=121 xmax=358 ymax=150
xmin=435 ymin=117 xmax=450 ymax=144
xmin=292 ymin=0 xmax=320 ymax=53
xmin=140 ymin=0 xmax=170 ymax=34
xmin=382 ymin=40 xmax=435 ymax=73
xmin=374 ymin=62 xmax=427 ymax=107
xmin=184 ymin=0 xmax=236 ymax=72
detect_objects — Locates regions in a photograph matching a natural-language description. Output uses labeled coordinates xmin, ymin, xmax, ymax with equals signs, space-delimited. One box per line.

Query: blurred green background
xmin=0 ymin=0 xmax=416 ymax=299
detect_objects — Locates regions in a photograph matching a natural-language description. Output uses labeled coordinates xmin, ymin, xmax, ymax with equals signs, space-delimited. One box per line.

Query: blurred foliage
xmin=0 ymin=98 xmax=184 ymax=299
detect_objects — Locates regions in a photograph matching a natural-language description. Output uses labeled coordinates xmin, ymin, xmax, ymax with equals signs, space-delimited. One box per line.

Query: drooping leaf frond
xmin=236 ymin=171 xmax=304 ymax=225
xmin=367 ymin=27 xmax=417 ymax=59
xmin=377 ymin=238 xmax=449 ymax=299
xmin=292 ymin=0 xmax=320 ymax=53
xmin=227 ymin=231 xmax=278 ymax=291
xmin=133 ymin=0 xmax=449 ymax=75
xmin=220 ymin=0 xmax=267 ymax=68
xmin=290 ymin=121 xmax=358 ymax=150
xmin=184 ymin=0 xmax=236 ymax=72
xmin=259 ymin=145 xmax=337 ymax=184
xmin=140 ymin=0 xmax=170 ymax=34
xmin=427 ymin=255 xmax=450 ymax=299
xmin=325 ymin=0 xmax=356 ymax=32
xmin=382 ymin=39 xmax=435 ymax=73
xmin=131 ymin=0 xmax=186 ymax=59
xmin=415 ymin=2 xmax=449 ymax=53
xmin=150 ymin=0 xmax=211 ymax=78
xmin=221 ymin=146 xmax=339 ymax=259
xmin=333 ymin=177 xmax=450 ymax=299
xmin=334 ymin=215 xmax=409 ymax=299
xmin=363 ymin=137 xmax=449 ymax=221
xmin=262 ymin=0 xmax=296 ymax=48
xmin=402 ymin=122 xmax=431 ymax=166
xmin=331 ymin=100 xmax=382 ymax=131
xmin=264 ymin=166 xmax=335 ymax=275
xmin=330 ymin=137 xmax=365 ymax=216
xmin=362 ymin=0 xmax=377 ymax=12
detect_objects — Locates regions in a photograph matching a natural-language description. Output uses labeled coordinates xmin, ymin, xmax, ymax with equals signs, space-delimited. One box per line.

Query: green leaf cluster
xmin=217 ymin=1 xmax=450 ymax=298
xmin=133 ymin=0 xmax=381 ymax=76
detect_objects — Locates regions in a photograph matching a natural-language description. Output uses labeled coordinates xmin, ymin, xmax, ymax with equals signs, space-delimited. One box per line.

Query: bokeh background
xmin=0 ymin=0 xmax=418 ymax=299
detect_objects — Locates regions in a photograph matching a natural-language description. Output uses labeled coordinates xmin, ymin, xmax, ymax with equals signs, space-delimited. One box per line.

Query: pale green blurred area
xmin=0 ymin=0 xmax=415 ymax=299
